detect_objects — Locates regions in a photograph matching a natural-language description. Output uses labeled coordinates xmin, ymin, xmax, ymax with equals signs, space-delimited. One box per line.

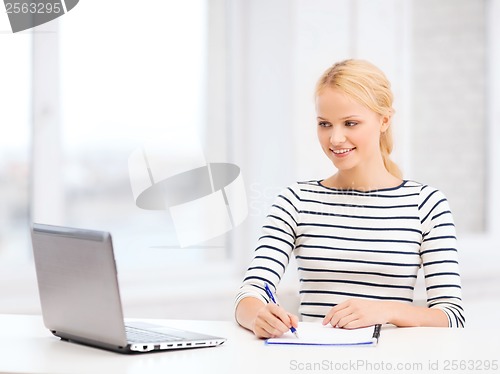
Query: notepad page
xmin=266 ymin=322 xmax=378 ymax=346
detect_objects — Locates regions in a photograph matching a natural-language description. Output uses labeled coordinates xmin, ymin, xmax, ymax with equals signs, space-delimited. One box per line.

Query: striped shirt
xmin=235 ymin=180 xmax=465 ymax=327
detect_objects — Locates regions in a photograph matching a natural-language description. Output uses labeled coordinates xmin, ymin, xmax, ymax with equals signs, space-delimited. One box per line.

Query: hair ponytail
xmin=380 ymin=127 xmax=402 ymax=179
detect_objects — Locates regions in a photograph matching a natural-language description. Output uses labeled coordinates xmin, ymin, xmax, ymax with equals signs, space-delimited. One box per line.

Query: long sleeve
xmin=235 ymin=184 xmax=301 ymax=306
xmin=235 ymin=180 xmax=466 ymax=327
xmin=418 ymin=185 xmax=465 ymax=327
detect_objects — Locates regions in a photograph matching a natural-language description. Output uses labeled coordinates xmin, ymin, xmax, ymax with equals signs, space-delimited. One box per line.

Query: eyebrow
xmin=317 ymin=115 xmax=361 ymax=121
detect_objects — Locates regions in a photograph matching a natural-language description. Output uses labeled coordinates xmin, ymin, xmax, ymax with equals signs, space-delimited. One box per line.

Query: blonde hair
xmin=315 ymin=59 xmax=402 ymax=179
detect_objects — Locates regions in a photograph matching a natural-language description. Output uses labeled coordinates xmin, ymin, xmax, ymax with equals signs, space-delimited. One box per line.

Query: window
xmin=57 ymin=0 xmax=230 ymax=268
xmin=0 ymin=17 xmax=32 ymax=314
xmin=0 ymin=26 xmax=30 ymax=265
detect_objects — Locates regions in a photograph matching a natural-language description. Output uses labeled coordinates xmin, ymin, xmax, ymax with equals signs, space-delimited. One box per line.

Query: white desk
xmin=1 ymin=314 xmax=498 ymax=374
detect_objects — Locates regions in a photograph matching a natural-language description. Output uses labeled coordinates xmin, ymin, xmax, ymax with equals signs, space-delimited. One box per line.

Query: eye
xmin=345 ymin=121 xmax=358 ymax=127
xmin=318 ymin=121 xmax=331 ymax=128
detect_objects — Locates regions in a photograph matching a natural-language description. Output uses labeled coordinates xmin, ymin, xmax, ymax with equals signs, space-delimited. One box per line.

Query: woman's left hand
xmin=322 ymin=299 xmax=390 ymax=329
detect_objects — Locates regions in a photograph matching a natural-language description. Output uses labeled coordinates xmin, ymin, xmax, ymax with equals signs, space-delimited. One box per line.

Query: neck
xmin=325 ymin=166 xmax=401 ymax=191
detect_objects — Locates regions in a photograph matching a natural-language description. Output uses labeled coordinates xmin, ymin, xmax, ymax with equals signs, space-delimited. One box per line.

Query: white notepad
xmin=266 ymin=322 xmax=381 ymax=346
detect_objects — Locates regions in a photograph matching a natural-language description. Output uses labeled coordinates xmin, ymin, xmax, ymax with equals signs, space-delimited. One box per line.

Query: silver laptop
xmin=30 ymin=223 xmax=226 ymax=353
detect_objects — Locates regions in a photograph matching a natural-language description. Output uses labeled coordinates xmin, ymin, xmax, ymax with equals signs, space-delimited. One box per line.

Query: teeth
xmin=332 ymin=148 xmax=353 ymax=154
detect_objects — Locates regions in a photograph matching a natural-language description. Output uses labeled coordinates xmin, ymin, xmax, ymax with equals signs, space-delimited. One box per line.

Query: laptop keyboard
xmin=125 ymin=325 xmax=184 ymax=343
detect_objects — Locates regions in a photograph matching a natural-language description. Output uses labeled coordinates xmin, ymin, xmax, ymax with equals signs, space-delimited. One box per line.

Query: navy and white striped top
xmin=235 ymin=180 xmax=465 ymax=327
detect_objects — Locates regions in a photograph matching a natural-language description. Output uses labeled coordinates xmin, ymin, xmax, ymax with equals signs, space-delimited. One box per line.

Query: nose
xmin=329 ymin=126 xmax=346 ymax=145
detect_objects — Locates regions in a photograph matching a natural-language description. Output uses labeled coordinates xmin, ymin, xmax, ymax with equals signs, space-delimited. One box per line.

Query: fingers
xmin=288 ymin=312 xmax=299 ymax=329
xmin=253 ymin=304 xmax=298 ymax=338
xmin=340 ymin=318 xmax=364 ymax=329
xmin=323 ymin=300 xmax=363 ymax=328
xmin=323 ymin=299 xmax=382 ymax=329
xmin=255 ymin=306 xmax=290 ymax=337
xmin=322 ymin=301 xmax=349 ymax=326
xmin=334 ymin=312 xmax=361 ymax=329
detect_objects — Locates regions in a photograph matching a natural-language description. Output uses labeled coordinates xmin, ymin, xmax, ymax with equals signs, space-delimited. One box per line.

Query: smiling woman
xmin=315 ymin=87 xmax=396 ymax=189
xmin=235 ymin=59 xmax=465 ymax=339
xmin=315 ymin=59 xmax=402 ymax=188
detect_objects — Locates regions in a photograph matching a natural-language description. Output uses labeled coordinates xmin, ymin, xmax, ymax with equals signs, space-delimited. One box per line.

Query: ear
xmin=380 ymin=113 xmax=391 ymax=133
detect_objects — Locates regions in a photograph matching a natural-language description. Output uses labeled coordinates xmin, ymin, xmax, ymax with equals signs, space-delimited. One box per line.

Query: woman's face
xmin=315 ymin=87 xmax=389 ymax=173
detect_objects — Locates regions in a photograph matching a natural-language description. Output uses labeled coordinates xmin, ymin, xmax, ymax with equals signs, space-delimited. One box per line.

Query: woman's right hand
xmin=251 ymin=303 xmax=299 ymax=339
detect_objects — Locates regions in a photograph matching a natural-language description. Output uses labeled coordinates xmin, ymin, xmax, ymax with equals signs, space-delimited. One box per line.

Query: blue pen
xmin=264 ymin=282 xmax=299 ymax=338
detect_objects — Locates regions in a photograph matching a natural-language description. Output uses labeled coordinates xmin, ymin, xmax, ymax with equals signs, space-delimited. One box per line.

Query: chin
xmin=331 ymin=160 xmax=356 ymax=172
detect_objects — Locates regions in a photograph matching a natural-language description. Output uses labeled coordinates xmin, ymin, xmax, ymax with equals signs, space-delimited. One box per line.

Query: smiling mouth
xmin=331 ymin=147 xmax=356 ymax=155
